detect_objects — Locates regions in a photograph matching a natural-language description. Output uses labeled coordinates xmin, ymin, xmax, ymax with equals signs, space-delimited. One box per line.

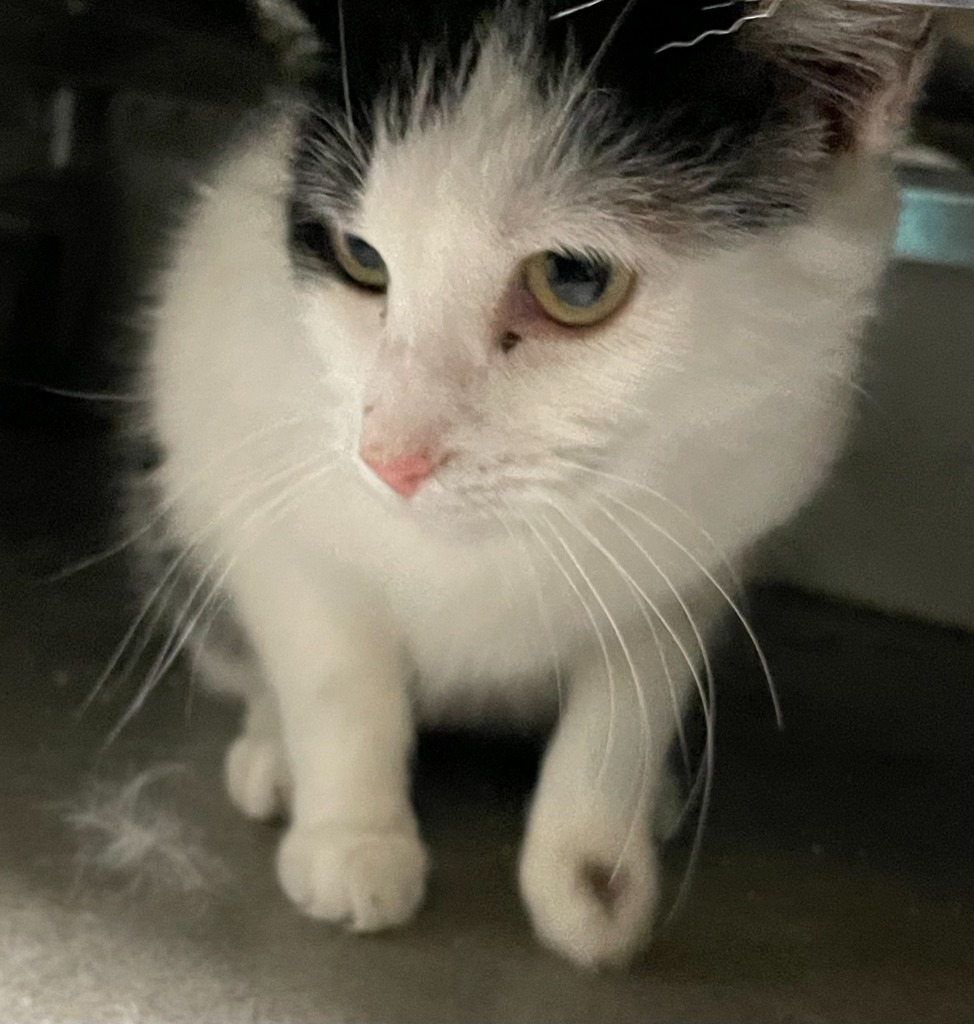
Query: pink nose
xmin=361 ymin=451 xmax=437 ymax=498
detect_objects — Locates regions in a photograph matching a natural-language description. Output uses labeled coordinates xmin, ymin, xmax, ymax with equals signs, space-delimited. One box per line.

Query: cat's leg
xmin=186 ymin=614 xmax=292 ymax=821
xmin=230 ymin=552 xmax=427 ymax=933
xmin=519 ymin=624 xmax=697 ymax=969
xmin=225 ymin=684 xmax=292 ymax=821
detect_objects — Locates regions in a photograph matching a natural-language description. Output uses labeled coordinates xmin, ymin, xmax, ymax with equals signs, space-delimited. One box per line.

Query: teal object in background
xmin=896 ymin=168 xmax=974 ymax=268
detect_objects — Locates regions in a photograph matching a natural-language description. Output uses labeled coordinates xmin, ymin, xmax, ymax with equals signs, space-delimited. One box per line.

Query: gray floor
xmin=1 ymin=421 xmax=972 ymax=1023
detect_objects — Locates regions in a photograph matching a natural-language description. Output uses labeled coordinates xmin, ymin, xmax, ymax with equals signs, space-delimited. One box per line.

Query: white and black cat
xmin=138 ymin=0 xmax=933 ymax=969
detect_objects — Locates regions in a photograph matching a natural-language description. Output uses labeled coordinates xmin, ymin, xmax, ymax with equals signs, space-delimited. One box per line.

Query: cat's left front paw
xmin=225 ymin=732 xmax=292 ymax=821
xmin=276 ymin=821 xmax=428 ymax=933
xmin=518 ymin=812 xmax=659 ymax=970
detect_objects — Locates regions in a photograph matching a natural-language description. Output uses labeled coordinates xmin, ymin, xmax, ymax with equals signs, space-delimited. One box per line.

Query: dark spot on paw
xmin=133 ymin=439 xmax=165 ymax=473
xmin=580 ymin=860 xmax=628 ymax=912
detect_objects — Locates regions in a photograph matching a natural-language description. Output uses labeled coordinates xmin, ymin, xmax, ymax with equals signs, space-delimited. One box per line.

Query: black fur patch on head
xmin=540 ymin=0 xmax=817 ymax=236
xmin=284 ymin=0 xmax=908 ymax=258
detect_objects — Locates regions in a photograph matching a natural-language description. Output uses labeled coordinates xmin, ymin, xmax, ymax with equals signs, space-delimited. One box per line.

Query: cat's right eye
xmin=333 ymin=230 xmax=389 ymax=291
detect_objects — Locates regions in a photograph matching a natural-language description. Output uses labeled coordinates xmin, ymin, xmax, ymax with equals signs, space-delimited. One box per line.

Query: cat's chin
xmin=390 ymin=495 xmax=505 ymax=543
xmin=355 ymin=473 xmax=506 ymax=541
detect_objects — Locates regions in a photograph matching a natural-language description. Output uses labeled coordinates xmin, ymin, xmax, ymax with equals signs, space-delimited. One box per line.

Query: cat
xmin=137 ymin=0 xmax=934 ymax=969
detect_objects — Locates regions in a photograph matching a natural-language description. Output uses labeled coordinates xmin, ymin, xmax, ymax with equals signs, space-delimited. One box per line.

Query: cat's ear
xmin=249 ymin=0 xmax=324 ymax=81
xmin=748 ymin=0 xmax=939 ymax=154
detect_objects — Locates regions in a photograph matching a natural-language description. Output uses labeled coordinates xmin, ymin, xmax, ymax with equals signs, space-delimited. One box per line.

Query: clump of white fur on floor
xmin=64 ymin=764 xmax=228 ymax=897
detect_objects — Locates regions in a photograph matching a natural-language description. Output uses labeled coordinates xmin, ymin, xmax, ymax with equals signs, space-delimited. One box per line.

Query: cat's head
xmin=272 ymin=0 xmax=932 ymax=526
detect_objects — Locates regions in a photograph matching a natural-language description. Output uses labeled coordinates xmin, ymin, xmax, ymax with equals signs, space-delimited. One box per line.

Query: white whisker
xmin=584 ymin=494 xmax=710 ymax=787
xmin=47 ymin=414 xmax=320 ymax=582
xmin=602 ymin=490 xmax=781 ymax=727
xmin=553 ymin=455 xmax=744 ymax=594
xmin=336 ymin=0 xmax=356 ymax=149
xmin=23 ymin=384 xmax=147 ymax=404
xmin=546 ymin=0 xmax=640 ymax=173
xmin=492 ymin=502 xmax=565 ymax=716
xmin=107 ymin=459 xmax=339 ymax=743
xmin=512 ymin=506 xmax=619 ymax=771
xmin=536 ymin=509 xmax=649 ymax=887
xmin=656 ymin=0 xmax=782 ymax=56
xmin=544 ymin=501 xmax=705 ymax=880
xmin=579 ymin=494 xmax=718 ymax=921
xmin=85 ymin=451 xmax=323 ymax=716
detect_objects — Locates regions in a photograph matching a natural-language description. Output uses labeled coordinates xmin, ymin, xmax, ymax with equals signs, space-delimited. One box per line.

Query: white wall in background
xmin=765 ymin=259 xmax=974 ymax=631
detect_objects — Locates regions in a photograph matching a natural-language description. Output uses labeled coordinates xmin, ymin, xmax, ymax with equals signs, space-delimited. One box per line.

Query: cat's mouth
xmin=353 ymin=449 xmax=549 ymax=538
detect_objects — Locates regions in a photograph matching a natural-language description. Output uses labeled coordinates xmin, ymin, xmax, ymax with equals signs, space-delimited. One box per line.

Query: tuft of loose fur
xmin=64 ymin=766 xmax=228 ymax=898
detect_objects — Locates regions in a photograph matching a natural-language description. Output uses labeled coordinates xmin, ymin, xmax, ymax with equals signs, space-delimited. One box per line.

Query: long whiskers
xmin=543 ymin=500 xmax=706 ymax=884
xmin=600 ymin=488 xmax=781 ymax=727
xmin=336 ymin=0 xmax=356 ymax=148
xmin=10 ymin=383 xmax=148 ymax=404
xmin=549 ymin=455 xmax=779 ymax=727
xmin=546 ymin=0 xmax=640 ymax=174
xmin=586 ymin=493 xmax=715 ymax=732
xmin=46 ymin=414 xmax=320 ymax=582
xmin=571 ymin=494 xmax=718 ymax=923
xmin=558 ymin=492 xmax=713 ymax=812
xmin=535 ymin=509 xmax=649 ymax=890
xmin=492 ymin=501 xmax=566 ymax=716
xmin=553 ymin=455 xmax=743 ymax=594
xmin=508 ymin=504 xmax=620 ymax=773
xmin=84 ymin=450 xmax=324 ymax=719
xmin=104 ymin=457 xmax=338 ymax=744
xmin=545 ymin=498 xmax=707 ymax=757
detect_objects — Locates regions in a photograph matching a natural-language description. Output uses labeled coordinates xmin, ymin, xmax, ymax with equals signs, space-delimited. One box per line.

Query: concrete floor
xmin=0 ymin=417 xmax=972 ymax=1023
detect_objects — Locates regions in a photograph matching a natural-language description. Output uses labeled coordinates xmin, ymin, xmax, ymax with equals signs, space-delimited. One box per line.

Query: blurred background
xmin=0 ymin=3 xmax=972 ymax=1022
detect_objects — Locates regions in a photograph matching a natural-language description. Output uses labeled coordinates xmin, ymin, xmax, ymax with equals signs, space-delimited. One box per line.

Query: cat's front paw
xmin=276 ymin=822 xmax=428 ymax=932
xmin=519 ymin=813 xmax=659 ymax=970
xmin=225 ymin=733 xmax=291 ymax=821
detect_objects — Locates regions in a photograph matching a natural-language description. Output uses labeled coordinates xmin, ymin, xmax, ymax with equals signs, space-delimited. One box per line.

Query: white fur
xmin=144 ymin=35 xmax=902 ymax=968
xmin=65 ymin=766 xmax=227 ymax=897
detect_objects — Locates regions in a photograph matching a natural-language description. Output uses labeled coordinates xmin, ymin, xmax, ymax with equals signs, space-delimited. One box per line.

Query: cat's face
xmin=283 ymin=0 xmax=928 ymax=526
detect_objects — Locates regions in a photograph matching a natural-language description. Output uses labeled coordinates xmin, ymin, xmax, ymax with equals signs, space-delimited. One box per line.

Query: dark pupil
xmin=346 ymin=235 xmax=384 ymax=272
xmin=545 ymin=253 xmax=609 ymax=308
xmin=289 ymin=215 xmax=330 ymax=261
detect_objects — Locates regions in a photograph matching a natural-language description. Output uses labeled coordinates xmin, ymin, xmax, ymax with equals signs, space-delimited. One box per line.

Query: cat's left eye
xmin=524 ymin=251 xmax=633 ymax=328
xmin=333 ymin=231 xmax=389 ymax=291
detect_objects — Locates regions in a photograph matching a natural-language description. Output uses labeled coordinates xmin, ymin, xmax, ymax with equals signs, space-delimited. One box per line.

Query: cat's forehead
xmin=355 ymin=38 xmax=663 ymax=269
xmin=290 ymin=1 xmax=831 ymax=246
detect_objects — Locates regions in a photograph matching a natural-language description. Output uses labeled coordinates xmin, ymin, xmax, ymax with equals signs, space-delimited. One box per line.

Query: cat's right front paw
xmin=276 ymin=822 xmax=428 ymax=932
